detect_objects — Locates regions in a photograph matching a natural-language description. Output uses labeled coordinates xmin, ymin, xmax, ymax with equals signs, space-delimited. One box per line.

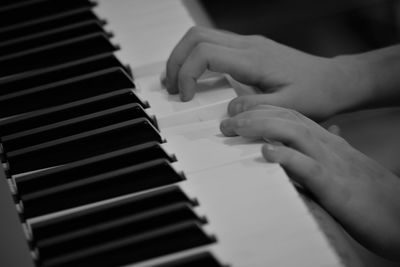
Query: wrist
xmin=331 ymin=54 xmax=375 ymax=112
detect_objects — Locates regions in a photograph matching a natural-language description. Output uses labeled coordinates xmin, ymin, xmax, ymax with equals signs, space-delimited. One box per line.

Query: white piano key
xmin=163 ymin=119 xmax=264 ymax=174
xmin=122 ymin=245 xmax=219 ymax=267
xmin=67 ymin=1 xmax=359 ymax=266
xmin=94 ymin=0 xmax=195 ymax=76
xmin=134 ymin=74 xmax=236 ymax=122
xmin=181 ymin=155 xmax=343 ymax=267
xmin=159 ymin=117 xmax=343 ymax=266
xmin=127 ymin=155 xmax=343 ymax=267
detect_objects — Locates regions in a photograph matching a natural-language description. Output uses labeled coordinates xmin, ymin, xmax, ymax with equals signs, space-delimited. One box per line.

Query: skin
xmin=164 ymin=26 xmax=400 ymax=259
xmin=220 ymin=105 xmax=400 ymax=260
xmin=164 ymin=26 xmax=373 ymax=121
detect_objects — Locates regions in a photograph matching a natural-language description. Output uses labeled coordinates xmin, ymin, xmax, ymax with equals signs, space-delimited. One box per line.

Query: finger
xmin=228 ymin=93 xmax=289 ymax=116
xmin=221 ymin=115 xmax=324 ymax=159
xmin=244 ymin=105 xmax=337 ymax=143
xmin=262 ymin=144 xmax=329 ymax=196
xmin=224 ymin=107 xmax=335 ymax=144
xmin=178 ymin=43 xmax=262 ymax=101
xmin=221 ymin=107 xmax=293 ymax=136
xmin=160 ymin=69 xmax=167 ymax=88
xmin=166 ymin=26 xmax=246 ymax=94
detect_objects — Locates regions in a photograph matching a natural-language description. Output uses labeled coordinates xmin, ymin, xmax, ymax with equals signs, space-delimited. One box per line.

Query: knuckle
xmin=189 ymin=26 xmax=209 ymax=42
xmin=243 ymin=50 xmax=265 ymax=75
xmin=245 ymin=49 xmax=261 ymax=62
xmin=287 ymin=108 xmax=302 ymax=118
xmin=192 ymin=42 xmax=210 ymax=57
xmin=187 ymin=26 xmax=201 ymax=37
xmin=276 ymin=109 xmax=296 ymax=120
xmin=276 ymin=107 xmax=303 ymax=121
xmin=308 ymin=163 xmax=324 ymax=178
xmin=297 ymin=124 xmax=312 ymax=139
xmin=333 ymin=135 xmax=349 ymax=147
xmin=248 ymin=34 xmax=267 ymax=45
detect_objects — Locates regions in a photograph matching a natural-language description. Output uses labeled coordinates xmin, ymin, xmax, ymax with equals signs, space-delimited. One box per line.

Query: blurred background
xmin=195 ymin=0 xmax=400 ymax=178
xmin=200 ymin=0 xmax=400 ymax=56
xmin=195 ymin=3 xmax=400 ymax=264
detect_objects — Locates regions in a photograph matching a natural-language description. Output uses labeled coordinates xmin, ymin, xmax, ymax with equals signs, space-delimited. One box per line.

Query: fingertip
xmin=227 ymin=97 xmax=244 ymax=116
xmin=160 ymin=70 xmax=167 ymax=88
xmin=219 ymin=119 xmax=237 ymax=137
xmin=166 ymin=78 xmax=180 ymax=95
xmin=180 ymin=93 xmax=190 ymax=102
xmin=178 ymin=74 xmax=197 ymax=102
xmin=228 ymin=95 xmax=265 ymax=116
xmin=166 ymin=65 xmax=181 ymax=94
xmin=167 ymin=88 xmax=178 ymax=95
xmin=227 ymin=99 xmax=237 ymax=116
xmin=262 ymin=143 xmax=278 ymax=163
xmin=179 ymin=88 xmax=194 ymax=102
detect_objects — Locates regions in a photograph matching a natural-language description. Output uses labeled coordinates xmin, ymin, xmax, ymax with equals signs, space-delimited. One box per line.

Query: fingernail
xmin=220 ymin=119 xmax=229 ymax=129
xmin=220 ymin=119 xmax=229 ymax=134
xmin=265 ymin=143 xmax=275 ymax=151
xmin=180 ymin=91 xmax=188 ymax=102
xmin=262 ymin=144 xmax=277 ymax=163
xmin=220 ymin=119 xmax=237 ymax=137
xmin=235 ymin=103 xmax=243 ymax=114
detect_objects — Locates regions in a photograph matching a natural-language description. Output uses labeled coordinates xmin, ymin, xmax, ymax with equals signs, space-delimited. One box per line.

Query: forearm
xmin=337 ymin=45 xmax=400 ymax=109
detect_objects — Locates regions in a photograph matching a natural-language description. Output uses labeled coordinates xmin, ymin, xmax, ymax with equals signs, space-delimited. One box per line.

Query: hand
xmin=220 ymin=105 xmax=400 ymax=260
xmin=164 ymin=26 xmax=372 ymax=120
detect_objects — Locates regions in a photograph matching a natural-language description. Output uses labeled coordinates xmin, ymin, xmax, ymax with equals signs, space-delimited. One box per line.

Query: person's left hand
xmin=219 ymin=105 xmax=400 ymax=260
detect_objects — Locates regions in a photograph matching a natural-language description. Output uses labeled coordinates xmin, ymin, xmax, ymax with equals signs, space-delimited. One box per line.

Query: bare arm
xmin=341 ymin=45 xmax=400 ymax=108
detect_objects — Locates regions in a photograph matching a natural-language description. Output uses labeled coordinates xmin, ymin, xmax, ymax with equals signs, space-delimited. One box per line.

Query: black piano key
xmin=31 ymin=186 xmax=196 ymax=241
xmin=0 ymin=0 xmax=94 ymax=29
xmin=22 ymin=159 xmax=185 ymax=217
xmin=16 ymin=141 xmax=171 ymax=195
xmin=0 ymin=9 xmax=99 ymax=42
xmin=7 ymin=118 xmax=162 ymax=175
xmin=0 ymin=89 xmax=146 ymax=137
xmin=0 ymin=67 xmax=134 ymax=118
xmin=152 ymin=252 xmax=225 ymax=267
xmin=0 ymin=0 xmax=36 ymax=9
xmin=0 ymin=33 xmax=117 ymax=77
xmin=37 ymin=203 xmax=206 ymax=260
xmin=0 ymin=53 xmax=129 ymax=96
xmin=2 ymin=103 xmax=156 ymax=152
xmin=0 ymin=20 xmax=105 ymax=58
xmin=41 ymin=221 xmax=215 ymax=267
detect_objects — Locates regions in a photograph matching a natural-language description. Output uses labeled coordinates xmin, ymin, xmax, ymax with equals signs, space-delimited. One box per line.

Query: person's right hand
xmin=220 ymin=105 xmax=400 ymax=260
xmin=164 ymin=26 xmax=373 ymax=120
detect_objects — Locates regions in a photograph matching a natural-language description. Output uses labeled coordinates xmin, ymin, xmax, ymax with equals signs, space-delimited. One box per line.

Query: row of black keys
xmin=0 ymin=0 xmax=225 ymax=266
xmin=31 ymin=185 xmax=218 ymax=267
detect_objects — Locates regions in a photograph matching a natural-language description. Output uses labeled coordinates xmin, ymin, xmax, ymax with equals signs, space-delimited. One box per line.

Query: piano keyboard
xmin=0 ymin=1 xmax=350 ymax=266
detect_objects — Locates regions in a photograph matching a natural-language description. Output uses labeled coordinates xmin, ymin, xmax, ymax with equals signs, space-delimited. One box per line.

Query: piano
xmin=0 ymin=1 xmax=394 ymax=266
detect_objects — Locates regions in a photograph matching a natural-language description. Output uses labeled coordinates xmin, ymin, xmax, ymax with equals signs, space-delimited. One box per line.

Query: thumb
xmin=228 ymin=93 xmax=285 ymax=116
